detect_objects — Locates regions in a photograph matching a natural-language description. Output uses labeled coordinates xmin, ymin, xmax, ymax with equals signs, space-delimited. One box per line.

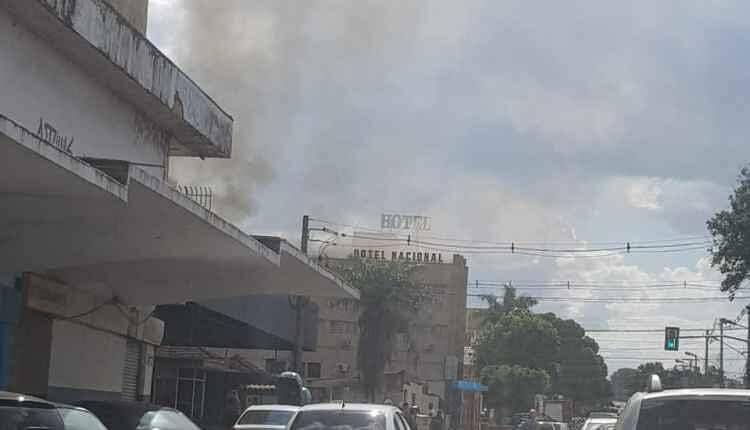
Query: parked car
xmin=581 ymin=417 xmax=617 ymax=430
xmin=0 ymin=391 xmax=65 ymax=430
xmin=616 ymin=375 xmax=750 ymax=430
xmin=234 ymin=405 xmax=300 ymax=430
xmin=76 ymin=400 xmax=201 ymax=430
xmin=538 ymin=421 xmax=569 ymax=430
xmin=56 ymin=404 xmax=109 ymax=430
xmin=288 ymin=403 xmax=408 ymax=430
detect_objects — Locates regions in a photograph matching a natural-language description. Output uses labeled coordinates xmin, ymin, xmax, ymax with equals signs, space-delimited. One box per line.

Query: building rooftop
xmin=5 ymin=0 xmax=233 ymax=158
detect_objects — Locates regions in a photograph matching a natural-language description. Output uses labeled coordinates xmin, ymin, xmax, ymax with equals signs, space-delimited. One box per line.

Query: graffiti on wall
xmin=37 ymin=117 xmax=74 ymax=153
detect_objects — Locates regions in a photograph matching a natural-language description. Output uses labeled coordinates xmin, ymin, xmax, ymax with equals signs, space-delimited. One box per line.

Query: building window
xmin=176 ymin=368 xmax=206 ymax=420
xmin=305 ymin=362 xmax=322 ymax=379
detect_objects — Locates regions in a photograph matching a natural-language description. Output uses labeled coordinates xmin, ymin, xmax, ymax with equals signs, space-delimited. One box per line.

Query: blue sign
xmin=454 ymin=380 xmax=488 ymax=392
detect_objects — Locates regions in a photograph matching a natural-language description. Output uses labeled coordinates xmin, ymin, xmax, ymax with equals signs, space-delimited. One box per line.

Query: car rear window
xmin=58 ymin=408 xmax=108 ymax=430
xmin=637 ymin=398 xmax=750 ymax=430
xmin=238 ymin=409 xmax=296 ymax=426
xmin=0 ymin=400 xmax=64 ymax=430
xmin=290 ymin=410 xmax=387 ymax=430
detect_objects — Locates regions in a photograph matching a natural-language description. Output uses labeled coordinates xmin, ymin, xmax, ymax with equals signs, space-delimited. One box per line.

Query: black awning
xmin=155 ymin=302 xmax=295 ymax=350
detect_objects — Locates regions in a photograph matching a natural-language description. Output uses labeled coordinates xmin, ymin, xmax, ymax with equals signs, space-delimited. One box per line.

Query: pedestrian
xmin=224 ymin=388 xmax=242 ymax=428
xmin=527 ymin=409 xmax=539 ymax=430
xmin=429 ymin=410 xmax=444 ymax=430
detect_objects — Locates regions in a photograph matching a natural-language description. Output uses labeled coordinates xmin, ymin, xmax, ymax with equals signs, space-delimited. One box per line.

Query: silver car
xmin=234 ymin=405 xmax=301 ymax=430
xmin=616 ymin=375 xmax=750 ymax=430
xmin=287 ymin=403 xmax=412 ymax=430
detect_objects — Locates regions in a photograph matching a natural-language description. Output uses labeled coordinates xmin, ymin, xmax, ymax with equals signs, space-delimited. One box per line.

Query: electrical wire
xmin=310 ymin=218 xmax=711 ymax=246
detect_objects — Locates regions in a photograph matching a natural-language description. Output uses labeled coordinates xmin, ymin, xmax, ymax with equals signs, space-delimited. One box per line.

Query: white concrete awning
xmin=0 ymin=115 xmax=358 ymax=304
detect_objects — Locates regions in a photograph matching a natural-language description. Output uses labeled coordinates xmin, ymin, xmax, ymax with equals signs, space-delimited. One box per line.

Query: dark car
xmin=0 ymin=391 xmax=65 ymax=430
xmin=76 ymin=400 xmax=201 ymax=430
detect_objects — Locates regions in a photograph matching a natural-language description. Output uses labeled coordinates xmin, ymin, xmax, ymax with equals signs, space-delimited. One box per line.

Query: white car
xmin=287 ymin=403 xmax=412 ymax=430
xmin=581 ymin=417 xmax=617 ymax=430
xmin=615 ymin=375 xmax=750 ymax=430
xmin=235 ymin=405 xmax=301 ymax=430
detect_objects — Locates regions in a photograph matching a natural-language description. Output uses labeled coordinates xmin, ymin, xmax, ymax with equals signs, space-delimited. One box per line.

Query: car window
xmin=139 ymin=409 xmax=201 ymax=430
xmin=290 ymin=410 xmax=387 ymax=430
xmin=0 ymin=401 xmax=65 ymax=430
xmin=636 ymin=398 xmax=750 ymax=430
xmin=58 ymin=408 xmax=108 ymax=430
xmin=238 ymin=410 xmax=296 ymax=426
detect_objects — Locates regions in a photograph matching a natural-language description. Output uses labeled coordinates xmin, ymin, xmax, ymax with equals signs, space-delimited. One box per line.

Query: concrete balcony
xmin=1 ymin=0 xmax=233 ymax=158
xmin=0 ymin=114 xmax=358 ymax=304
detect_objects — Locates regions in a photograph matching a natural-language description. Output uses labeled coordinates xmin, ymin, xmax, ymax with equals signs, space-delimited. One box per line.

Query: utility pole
xmin=746 ymin=305 xmax=750 ymax=388
xmin=705 ymin=330 xmax=710 ymax=376
xmin=720 ymin=320 xmax=725 ymax=387
xmin=292 ymin=215 xmax=311 ymax=375
xmin=301 ymin=214 xmax=310 ymax=255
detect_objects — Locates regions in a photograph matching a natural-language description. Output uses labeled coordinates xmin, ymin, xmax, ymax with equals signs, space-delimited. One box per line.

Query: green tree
xmin=480 ymin=286 xmax=538 ymax=328
xmin=475 ymin=309 xmax=560 ymax=370
xmin=335 ymin=258 xmax=422 ymax=401
xmin=707 ymin=166 xmax=750 ymax=298
xmin=624 ymin=362 xmax=665 ymax=395
xmin=611 ymin=368 xmax=639 ymax=401
xmin=539 ymin=313 xmax=610 ymax=404
xmin=481 ymin=365 xmax=550 ymax=416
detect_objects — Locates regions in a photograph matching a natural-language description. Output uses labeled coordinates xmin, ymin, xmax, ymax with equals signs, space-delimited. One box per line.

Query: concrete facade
xmin=305 ymin=254 xmax=469 ymax=405
xmin=0 ymin=0 xmax=357 ymax=403
xmin=106 ymin=0 xmax=149 ymax=33
xmin=0 ymin=8 xmax=167 ymax=178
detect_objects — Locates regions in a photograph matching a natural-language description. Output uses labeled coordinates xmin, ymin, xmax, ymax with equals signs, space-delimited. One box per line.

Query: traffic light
xmin=665 ymin=326 xmax=680 ymax=351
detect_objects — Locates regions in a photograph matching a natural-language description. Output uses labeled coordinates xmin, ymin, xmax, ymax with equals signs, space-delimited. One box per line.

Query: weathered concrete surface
xmin=1 ymin=0 xmax=233 ymax=158
xmin=106 ymin=0 xmax=148 ymax=33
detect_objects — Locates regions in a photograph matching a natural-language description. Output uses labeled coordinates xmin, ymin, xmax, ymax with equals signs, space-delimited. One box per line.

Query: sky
xmin=148 ymin=0 xmax=750 ymax=376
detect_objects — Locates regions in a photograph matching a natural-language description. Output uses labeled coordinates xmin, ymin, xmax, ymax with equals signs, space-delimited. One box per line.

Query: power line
xmin=348 ymin=233 xmax=710 ymax=255
xmin=310 ymin=218 xmax=711 ymax=246
xmin=466 ymin=293 xmax=749 ymax=303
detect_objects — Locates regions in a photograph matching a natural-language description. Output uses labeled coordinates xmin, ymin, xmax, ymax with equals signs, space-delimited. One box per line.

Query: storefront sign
xmin=352 ymin=248 xmax=444 ymax=263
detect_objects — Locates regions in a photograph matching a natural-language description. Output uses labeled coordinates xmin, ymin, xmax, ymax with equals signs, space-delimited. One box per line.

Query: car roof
xmin=298 ymin=403 xmax=397 ymax=413
xmin=244 ymin=405 xmax=301 ymax=412
xmin=643 ymin=388 xmax=750 ymax=401
xmin=55 ymin=403 xmax=96 ymax=412
xmin=0 ymin=391 xmax=54 ymax=406
xmin=77 ymin=399 xmax=176 ymax=410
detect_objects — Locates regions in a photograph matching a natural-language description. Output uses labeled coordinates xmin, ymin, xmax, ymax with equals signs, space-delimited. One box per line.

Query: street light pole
xmin=720 ymin=321 xmax=725 ymax=387
xmin=705 ymin=330 xmax=710 ymax=377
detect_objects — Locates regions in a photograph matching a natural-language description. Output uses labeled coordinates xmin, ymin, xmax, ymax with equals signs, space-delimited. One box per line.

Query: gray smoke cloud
xmin=159 ymin=0 xmax=426 ymax=224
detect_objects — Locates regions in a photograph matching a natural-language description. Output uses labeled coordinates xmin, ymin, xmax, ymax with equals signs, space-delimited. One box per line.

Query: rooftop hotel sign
xmin=381 ymin=214 xmax=431 ymax=231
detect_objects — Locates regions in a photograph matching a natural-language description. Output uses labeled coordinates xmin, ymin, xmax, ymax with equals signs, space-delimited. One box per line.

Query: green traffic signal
xmin=664 ymin=326 xmax=680 ymax=351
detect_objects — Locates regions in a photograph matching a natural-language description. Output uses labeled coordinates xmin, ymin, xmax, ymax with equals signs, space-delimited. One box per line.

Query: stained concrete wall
xmin=106 ymin=0 xmax=149 ymax=33
xmin=0 ymin=9 xmax=167 ymax=177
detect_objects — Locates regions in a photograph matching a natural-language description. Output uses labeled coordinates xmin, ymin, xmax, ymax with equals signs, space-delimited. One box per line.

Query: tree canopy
xmin=474 ymin=287 xmax=610 ymax=413
xmin=707 ymin=166 xmax=750 ymax=298
xmin=481 ymin=365 xmax=550 ymax=413
xmin=335 ymin=258 xmax=422 ymax=401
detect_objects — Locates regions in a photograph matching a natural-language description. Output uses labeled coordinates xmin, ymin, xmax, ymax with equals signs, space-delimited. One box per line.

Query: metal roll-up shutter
xmin=122 ymin=339 xmax=141 ymax=400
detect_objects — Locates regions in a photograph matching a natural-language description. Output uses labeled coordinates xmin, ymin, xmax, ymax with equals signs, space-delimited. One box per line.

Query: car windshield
xmin=0 ymin=401 xmax=64 ymax=430
xmin=637 ymin=399 xmax=750 ymax=430
xmin=238 ymin=410 xmax=296 ymax=426
xmin=290 ymin=410 xmax=387 ymax=430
